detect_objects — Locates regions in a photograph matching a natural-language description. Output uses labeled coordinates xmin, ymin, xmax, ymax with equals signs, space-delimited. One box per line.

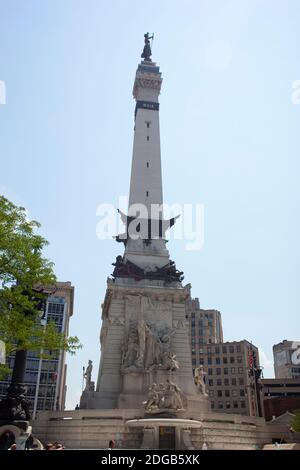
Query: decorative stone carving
xmin=144 ymin=383 xmax=159 ymax=411
xmin=83 ymin=360 xmax=93 ymax=391
xmin=145 ymin=324 xmax=178 ymax=370
xmin=112 ymin=257 xmax=184 ymax=282
xmin=144 ymin=380 xmax=185 ymax=413
xmin=121 ymin=295 xmax=180 ymax=373
xmin=194 ymin=365 xmax=207 ymax=395
xmin=121 ymin=321 xmax=143 ymax=372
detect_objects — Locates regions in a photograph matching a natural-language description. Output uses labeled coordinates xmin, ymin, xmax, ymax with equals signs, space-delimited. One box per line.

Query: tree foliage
xmin=0 ymin=195 xmax=81 ymax=378
xmin=291 ymin=409 xmax=300 ymax=433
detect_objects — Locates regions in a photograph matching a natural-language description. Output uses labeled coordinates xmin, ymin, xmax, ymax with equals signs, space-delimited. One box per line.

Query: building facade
xmin=189 ymin=339 xmax=261 ymax=416
xmin=260 ymin=378 xmax=300 ymax=420
xmin=273 ymin=340 xmax=300 ymax=379
xmin=0 ymin=282 xmax=74 ymax=418
xmin=186 ymin=288 xmax=223 ymax=349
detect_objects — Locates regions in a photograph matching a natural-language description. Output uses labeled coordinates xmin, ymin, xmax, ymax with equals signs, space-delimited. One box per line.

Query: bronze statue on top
xmin=141 ymin=32 xmax=154 ymax=62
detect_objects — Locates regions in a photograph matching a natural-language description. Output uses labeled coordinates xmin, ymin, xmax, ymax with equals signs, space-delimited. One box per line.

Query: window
xmin=232 ymin=378 xmax=236 ymax=385
xmin=225 ymin=390 xmax=230 ymax=397
xmin=146 ymin=162 xmax=149 ymax=168
xmin=224 ymin=368 xmax=228 ymax=375
xmin=232 ymin=390 xmax=238 ymax=397
xmin=222 ymin=346 xmax=227 ymax=354
xmin=240 ymin=389 xmax=245 ymax=397
xmin=223 ymin=357 xmax=228 ymax=364
xmin=218 ymin=401 xmax=223 ymax=409
xmin=199 ymin=358 xmax=204 ymax=365
xmin=236 ymin=345 xmax=241 ymax=353
xmin=146 ymin=191 xmax=149 ymax=197
xmin=208 ymin=379 xmax=213 ymax=386
xmin=226 ymin=401 xmax=230 ymax=409
xmin=224 ymin=378 xmax=229 ymax=386
xmin=229 ymin=346 xmax=234 ymax=353
xmin=207 ymin=357 xmax=212 ymax=365
xmin=230 ymin=357 xmax=235 ymax=364
xmin=209 ymin=390 xmax=214 ymax=397
xmin=237 ymin=356 xmax=242 ymax=363
xmin=217 ymin=390 xmax=222 ymax=397
xmin=215 ymin=346 xmax=220 ymax=354
xmin=146 ymin=122 xmax=150 ymax=128
xmin=207 ymin=347 xmax=211 ymax=354
xmin=238 ymin=367 xmax=243 ymax=374
xmin=239 ymin=378 xmax=244 ymax=386
xmin=208 ymin=368 xmax=213 ymax=376
xmin=233 ymin=401 xmax=238 ymax=409
xmin=231 ymin=367 xmax=235 ymax=374
xmin=216 ymin=368 xmax=221 ymax=375
xmin=211 ymin=401 xmax=215 ymax=409
xmin=47 ymin=302 xmax=64 ymax=315
xmin=217 ymin=379 xmax=222 ymax=386
xmin=192 ymin=359 xmax=196 ymax=366
xmin=147 ymin=136 xmax=149 ymax=141
xmin=241 ymin=401 xmax=246 ymax=409
xmin=199 ymin=348 xmax=203 ymax=354
xmin=216 ymin=357 xmax=221 ymax=365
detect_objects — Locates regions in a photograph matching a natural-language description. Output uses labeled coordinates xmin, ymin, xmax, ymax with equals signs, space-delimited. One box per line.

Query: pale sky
xmin=0 ymin=0 xmax=299 ymax=409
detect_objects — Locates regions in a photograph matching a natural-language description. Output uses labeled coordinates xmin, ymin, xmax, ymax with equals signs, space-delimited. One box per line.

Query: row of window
xmin=191 ymin=356 xmax=243 ymax=365
xmin=47 ymin=302 xmax=64 ymax=315
xmin=211 ymin=400 xmax=246 ymax=410
xmin=192 ymin=344 xmax=243 ymax=354
xmin=209 ymin=389 xmax=245 ymax=398
xmin=24 ymin=370 xmax=58 ymax=384
xmin=190 ymin=312 xmax=214 ymax=320
xmin=191 ymin=329 xmax=214 ymax=337
xmin=190 ymin=343 xmax=243 ymax=354
xmin=207 ymin=367 xmax=244 ymax=376
xmin=208 ymin=377 xmax=244 ymax=386
xmin=191 ymin=320 xmax=214 ymax=327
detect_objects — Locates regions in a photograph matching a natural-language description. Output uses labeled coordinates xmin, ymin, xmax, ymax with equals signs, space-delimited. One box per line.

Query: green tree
xmin=291 ymin=409 xmax=300 ymax=433
xmin=0 ymin=195 xmax=81 ymax=379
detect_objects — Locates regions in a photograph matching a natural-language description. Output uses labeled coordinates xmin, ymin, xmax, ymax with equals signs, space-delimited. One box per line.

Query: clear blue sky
xmin=0 ymin=0 xmax=299 ymax=409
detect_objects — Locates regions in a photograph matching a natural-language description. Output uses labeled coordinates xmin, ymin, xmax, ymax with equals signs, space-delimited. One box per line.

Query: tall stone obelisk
xmin=81 ymin=34 xmax=208 ymax=414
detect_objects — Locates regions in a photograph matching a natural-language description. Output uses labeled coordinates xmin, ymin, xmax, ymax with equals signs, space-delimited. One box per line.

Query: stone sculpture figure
xmin=144 ymin=380 xmax=185 ymax=412
xmin=162 ymin=351 xmax=179 ymax=371
xmin=84 ymin=360 xmax=93 ymax=391
xmin=145 ymin=324 xmax=177 ymax=370
xmin=141 ymin=32 xmax=153 ymax=62
xmin=194 ymin=365 xmax=207 ymax=395
xmin=157 ymin=383 xmax=165 ymax=408
xmin=163 ymin=379 xmax=184 ymax=410
xmin=144 ymin=383 xmax=159 ymax=411
xmin=122 ymin=322 xmax=143 ymax=371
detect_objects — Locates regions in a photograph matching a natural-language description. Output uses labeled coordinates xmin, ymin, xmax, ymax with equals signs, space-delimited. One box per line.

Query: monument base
xmin=32 ymin=408 xmax=300 ymax=450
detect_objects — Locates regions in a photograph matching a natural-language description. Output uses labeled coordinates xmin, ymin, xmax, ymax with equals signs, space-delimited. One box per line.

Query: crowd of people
xmin=7 ymin=440 xmax=65 ymax=450
xmin=6 ymin=439 xmax=116 ymax=450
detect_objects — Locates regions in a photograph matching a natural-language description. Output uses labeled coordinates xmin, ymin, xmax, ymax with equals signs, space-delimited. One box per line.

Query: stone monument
xmin=80 ymin=35 xmax=208 ymax=417
xmin=33 ymin=35 xmax=300 ymax=450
